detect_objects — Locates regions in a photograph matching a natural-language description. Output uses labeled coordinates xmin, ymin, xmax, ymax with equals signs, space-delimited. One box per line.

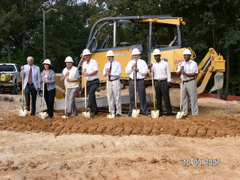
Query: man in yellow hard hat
xmin=176 ymin=49 xmax=198 ymax=116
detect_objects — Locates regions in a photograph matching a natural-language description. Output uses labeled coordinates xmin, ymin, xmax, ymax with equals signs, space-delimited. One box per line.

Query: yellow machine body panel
xmin=1 ymin=74 xmax=10 ymax=81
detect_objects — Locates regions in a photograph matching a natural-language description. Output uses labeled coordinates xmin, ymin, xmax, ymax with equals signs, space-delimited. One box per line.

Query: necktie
xmin=28 ymin=67 xmax=32 ymax=85
xmin=109 ymin=62 xmax=112 ymax=80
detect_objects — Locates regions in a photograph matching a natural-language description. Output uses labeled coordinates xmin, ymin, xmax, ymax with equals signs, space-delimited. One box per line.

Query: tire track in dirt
xmin=0 ymin=113 xmax=239 ymax=138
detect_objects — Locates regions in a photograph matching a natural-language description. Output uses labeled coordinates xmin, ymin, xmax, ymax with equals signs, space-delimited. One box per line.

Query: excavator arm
xmin=196 ymin=48 xmax=225 ymax=94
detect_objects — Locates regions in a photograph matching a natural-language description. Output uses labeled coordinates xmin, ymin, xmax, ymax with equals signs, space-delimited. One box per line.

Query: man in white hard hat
xmin=103 ymin=50 xmax=122 ymax=117
xmin=60 ymin=56 xmax=81 ymax=117
xmin=82 ymin=49 xmax=99 ymax=116
xmin=149 ymin=49 xmax=173 ymax=116
xmin=176 ymin=49 xmax=198 ymax=116
xmin=21 ymin=56 xmax=41 ymax=116
xmin=125 ymin=48 xmax=148 ymax=116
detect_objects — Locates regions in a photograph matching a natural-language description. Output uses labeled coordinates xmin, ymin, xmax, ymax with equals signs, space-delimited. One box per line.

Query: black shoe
xmin=116 ymin=114 xmax=121 ymax=117
xmin=91 ymin=113 xmax=98 ymax=117
xmin=127 ymin=114 xmax=131 ymax=117
xmin=26 ymin=107 xmax=30 ymax=111
xmin=167 ymin=114 xmax=173 ymax=116
xmin=30 ymin=114 xmax=35 ymax=116
xmin=87 ymin=107 xmax=91 ymax=111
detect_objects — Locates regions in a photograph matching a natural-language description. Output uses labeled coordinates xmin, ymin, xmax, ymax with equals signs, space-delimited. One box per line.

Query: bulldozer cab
xmin=79 ymin=15 xmax=188 ymax=86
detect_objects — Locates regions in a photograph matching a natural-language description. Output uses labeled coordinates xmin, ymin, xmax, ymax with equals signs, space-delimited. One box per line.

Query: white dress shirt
xmin=152 ymin=60 xmax=172 ymax=82
xmin=177 ymin=60 xmax=198 ymax=81
xmin=103 ymin=60 xmax=122 ymax=80
xmin=125 ymin=59 xmax=148 ymax=79
xmin=82 ymin=59 xmax=99 ymax=81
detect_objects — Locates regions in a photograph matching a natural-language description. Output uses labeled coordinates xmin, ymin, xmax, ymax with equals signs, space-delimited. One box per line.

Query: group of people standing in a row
xmin=21 ymin=47 xmax=198 ymax=118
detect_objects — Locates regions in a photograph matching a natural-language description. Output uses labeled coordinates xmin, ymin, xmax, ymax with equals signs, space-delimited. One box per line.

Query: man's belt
xmin=109 ymin=78 xmax=119 ymax=82
xmin=87 ymin=78 xmax=99 ymax=82
xmin=183 ymin=78 xmax=195 ymax=84
xmin=130 ymin=78 xmax=144 ymax=81
xmin=154 ymin=79 xmax=167 ymax=83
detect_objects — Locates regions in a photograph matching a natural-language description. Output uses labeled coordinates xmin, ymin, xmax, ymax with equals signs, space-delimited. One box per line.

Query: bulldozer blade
xmin=176 ymin=111 xmax=184 ymax=119
xmin=38 ymin=112 xmax=47 ymax=119
xmin=107 ymin=113 xmax=115 ymax=118
xmin=132 ymin=109 xmax=140 ymax=118
xmin=151 ymin=110 xmax=159 ymax=118
xmin=209 ymin=73 xmax=224 ymax=93
xmin=82 ymin=111 xmax=91 ymax=118
xmin=19 ymin=109 xmax=27 ymax=116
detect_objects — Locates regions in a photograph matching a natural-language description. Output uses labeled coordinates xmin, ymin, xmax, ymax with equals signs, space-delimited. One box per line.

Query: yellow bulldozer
xmin=37 ymin=15 xmax=225 ymax=113
xmin=77 ymin=15 xmax=225 ymax=107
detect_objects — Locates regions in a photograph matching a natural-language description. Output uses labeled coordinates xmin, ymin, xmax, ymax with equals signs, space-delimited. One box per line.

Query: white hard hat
xmin=153 ymin=49 xmax=161 ymax=55
xmin=183 ymin=49 xmax=192 ymax=55
xmin=43 ymin=59 xmax=51 ymax=65
xmin=65 ymin=56 xmax=74 ymax=63
xmin=106 ymin=50 xmax=114 ymax=57
xmin=131 ymin=48 xmax=141 ymax=55
xmin=83 ymin=49 xmax=91 ymax=56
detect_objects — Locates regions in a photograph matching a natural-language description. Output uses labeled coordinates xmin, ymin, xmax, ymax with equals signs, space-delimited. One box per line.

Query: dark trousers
xmin=128 ymin=79 xmax=148 ymax=116
xmin=25 ymin=84 xmax=37 ymax=115
xmin=87 ymin=79 xmax=99 ymax=114
xmin=44 ymin=85 xmax=55 ymax=118
xmin=155 ymin=80 xmax=172 ymax=115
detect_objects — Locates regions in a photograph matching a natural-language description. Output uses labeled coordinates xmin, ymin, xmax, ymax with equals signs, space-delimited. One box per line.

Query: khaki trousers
xmin=182 ymin=80 xmax=198 ymax=116
xmin=107 ymin=79 xmax=122 ymax=115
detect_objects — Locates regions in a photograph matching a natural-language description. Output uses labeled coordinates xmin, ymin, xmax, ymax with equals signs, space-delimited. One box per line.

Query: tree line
xmin=0 ymin=0 xmax=240 ymax=95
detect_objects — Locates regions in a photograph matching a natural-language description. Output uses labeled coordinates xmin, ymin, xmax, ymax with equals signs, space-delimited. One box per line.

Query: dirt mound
xmin=0 ymin=112 xmax=239 ymax=138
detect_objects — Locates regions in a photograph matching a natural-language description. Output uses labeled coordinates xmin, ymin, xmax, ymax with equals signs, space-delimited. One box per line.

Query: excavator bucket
xmin=209 ymin=72 xmax=224 ymax=93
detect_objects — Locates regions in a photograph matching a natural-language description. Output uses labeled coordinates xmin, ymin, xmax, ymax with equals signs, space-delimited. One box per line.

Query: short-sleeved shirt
xmin=177 ymin=60 xmax=198 ymax=81
xmin=82 ymin=59 xmax=99 ymax=81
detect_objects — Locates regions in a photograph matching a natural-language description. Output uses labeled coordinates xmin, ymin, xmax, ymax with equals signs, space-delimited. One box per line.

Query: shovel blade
xmin=38 ymin=112 xmax=47 ymax=119
xmin=176 ymin=111 xmax=184 ymax=119
xmin=151 ymin=110 xmax=159 ymax=118
xmin=132 ymin=109 xmax=140 ymax=118
xmin=19 ymin=109 xmax=27 ymax=116
xmin=107 ymin=114 xmax=115 ymax=118
xmin=61 ymin=115 xmax=69 ymax=118
xmin=82 ymin=111 xmax=91 ymax=118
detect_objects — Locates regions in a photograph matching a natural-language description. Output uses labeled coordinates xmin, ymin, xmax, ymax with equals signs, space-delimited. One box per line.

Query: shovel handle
xmin=151 ymin=67 xmax=156 ymax=111
xmin=84 ymin=77 xmax=87 ymax=110
xmin=21 ymin=70 xmax=24 ymax=109
xmin=65 ymin=77 xmax=68 ymax=115
xmin=107 ymin=76 xmax=112 ymax=114
xmin=42 ymin=82 xmax=45 ymax=112
xmin=180 ymin=74 xmax=183 ymax=111
xmin=134 ymin=70 xmax=137 ymax=110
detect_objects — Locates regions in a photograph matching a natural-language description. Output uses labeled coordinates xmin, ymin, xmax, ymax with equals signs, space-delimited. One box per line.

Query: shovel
xmin=62 ymin=80 xmax=69 ymax=118
xmin=150 ymin=67 xmax=159 ymax=118
xmin=107 ymin=76 xmax=115 ymax=118
xmin=19 ymin=70 xmax=27 ymax=116
xmin=82 ymin=76 xmax=90 ymax=118
xmin=38 ymin=82 xmax=47 ymax=119
xmin=132 ymin=70 xmax=140 ymax=118
xmin=176 ymin=75 xmax=184 ymax=119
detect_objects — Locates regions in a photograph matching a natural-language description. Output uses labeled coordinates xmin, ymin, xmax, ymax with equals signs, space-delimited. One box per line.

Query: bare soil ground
xmin=0 ymin=94 xmax=240 ymax=179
